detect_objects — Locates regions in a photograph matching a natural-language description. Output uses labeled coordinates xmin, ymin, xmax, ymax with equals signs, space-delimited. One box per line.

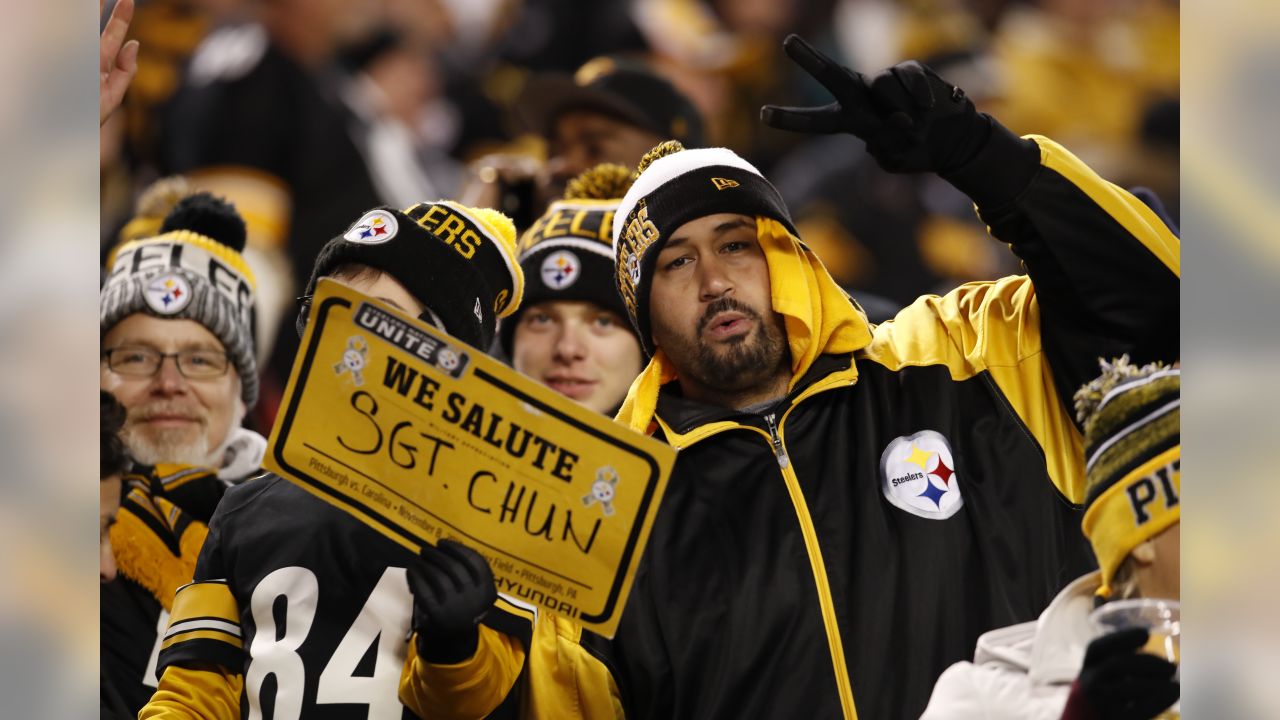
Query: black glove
xmin=407 ymin=539 xmax=497 ymax=664
xmin=761 ymin=34 xmax=992 ymax=176
xmin=1060 ymin=627 xmax=1180 ymax=720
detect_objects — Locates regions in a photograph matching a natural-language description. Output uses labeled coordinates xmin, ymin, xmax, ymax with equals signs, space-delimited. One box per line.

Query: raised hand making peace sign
xmin=761 ymin=34 xmax=992 ymax=177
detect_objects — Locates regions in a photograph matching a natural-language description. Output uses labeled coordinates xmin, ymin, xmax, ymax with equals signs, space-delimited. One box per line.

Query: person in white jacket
xmin=921 ymin=357 xmax=1180 ymax=720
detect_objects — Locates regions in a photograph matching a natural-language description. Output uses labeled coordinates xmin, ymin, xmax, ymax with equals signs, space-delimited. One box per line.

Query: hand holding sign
xmin=266 ymin=279 xmax=674 ymax=637
xmin=409 ymin=540 xmax=497 ymax=664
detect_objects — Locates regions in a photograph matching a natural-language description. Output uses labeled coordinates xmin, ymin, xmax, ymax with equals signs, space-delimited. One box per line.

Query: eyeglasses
xmin=102 ymin=346 xmax=231 ymax=379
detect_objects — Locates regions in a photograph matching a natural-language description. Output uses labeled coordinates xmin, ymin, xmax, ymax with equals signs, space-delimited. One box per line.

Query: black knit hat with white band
xmin=612 ymin=141 xmax=795 ymax=355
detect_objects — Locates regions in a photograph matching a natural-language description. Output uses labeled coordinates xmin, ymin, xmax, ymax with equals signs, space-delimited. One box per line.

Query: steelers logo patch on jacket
xmin=879 ymin=430 xmax=963 ymax=519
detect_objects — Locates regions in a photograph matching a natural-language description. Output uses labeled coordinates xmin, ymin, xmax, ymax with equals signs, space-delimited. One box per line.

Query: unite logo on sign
xmin=880 ymin=430 xmax=963 ymax=519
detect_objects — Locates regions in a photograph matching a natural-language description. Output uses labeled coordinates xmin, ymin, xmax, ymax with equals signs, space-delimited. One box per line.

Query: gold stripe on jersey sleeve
xmin=162 ymin=628 xmax=245 ymax=651
xmin=169 ymin=580 xmax=239 ymax=626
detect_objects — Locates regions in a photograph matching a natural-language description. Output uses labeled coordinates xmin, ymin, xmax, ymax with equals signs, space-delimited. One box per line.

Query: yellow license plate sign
xmin=265 ymin=279 xmax=674 ymax=637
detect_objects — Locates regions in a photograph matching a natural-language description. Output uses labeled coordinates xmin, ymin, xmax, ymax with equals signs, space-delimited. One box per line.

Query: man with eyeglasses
xmin=100 ymin=191 xmax=265 ymax=717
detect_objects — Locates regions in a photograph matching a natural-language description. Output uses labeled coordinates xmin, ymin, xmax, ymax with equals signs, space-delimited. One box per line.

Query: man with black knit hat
xmin=462 ymin=56 xmax=705 ymax=228
xmin=502 ymin=163 xmax=645 ymax=416
xmin=100 ymin=192 xmax=266 ymax=717
xmin=394 ymin=36 xmax=1180 ymax=720
xmin=142 ymin=200 xmax=524 ymax=720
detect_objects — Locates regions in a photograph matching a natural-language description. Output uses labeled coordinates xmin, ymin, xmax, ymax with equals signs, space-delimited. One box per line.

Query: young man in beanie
xmin=503 ymin=163 xmax=646 ymax=416
xmin=921 ymin=358 xmax=1180 ymax=719
xmin=100 ymin=193 xmax=267 ymax=716
xmin=396 ymin=36 xmax=1180 ymax=720
xmin=142 ymin=201 xmax=524 ymax=720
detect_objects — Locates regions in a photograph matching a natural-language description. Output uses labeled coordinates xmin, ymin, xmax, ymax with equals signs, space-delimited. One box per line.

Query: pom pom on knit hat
xmin=160 ymin=193 xmax=248 ymax=253
xmin=565 ymin=163 xmax=635 ymax=201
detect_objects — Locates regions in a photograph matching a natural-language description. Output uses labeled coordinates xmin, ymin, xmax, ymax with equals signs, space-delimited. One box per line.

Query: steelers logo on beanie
xmin=612 ymin=141 xmax=796 ymax=355
xmin=303 ymin=201 xmax=523 ymax=350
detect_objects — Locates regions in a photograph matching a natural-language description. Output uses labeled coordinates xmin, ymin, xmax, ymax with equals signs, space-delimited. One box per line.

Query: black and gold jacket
xmin=397 ymin=127 xmax=1179 ymax=720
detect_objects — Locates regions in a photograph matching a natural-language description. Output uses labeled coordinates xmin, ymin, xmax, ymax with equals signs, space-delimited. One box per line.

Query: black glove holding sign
xmin=1060 ymin=627 xmax=1180 ymax=720
xmin=761 ymin=34 xmax=1039 ymax=207
xmin=407 ymin=539 xmax=497 ymax=664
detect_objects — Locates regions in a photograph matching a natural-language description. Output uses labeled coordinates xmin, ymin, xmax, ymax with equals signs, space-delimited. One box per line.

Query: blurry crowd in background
xmin=99 ymin=0 xmax=1179 ymax=430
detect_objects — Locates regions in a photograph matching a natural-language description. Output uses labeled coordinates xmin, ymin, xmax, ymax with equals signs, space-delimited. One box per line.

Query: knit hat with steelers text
xmin=1075 ymin=356 xmax=1180 ymax=599
xmin=101 ymin=193 xmax=259 ymax=406
xmin=302 ymin=201 xmax=524 ymax=350
xmin=612 ymin=140 xmax=795 ymax=355
xmin=500 ymin=164 xmax=637 ymax=356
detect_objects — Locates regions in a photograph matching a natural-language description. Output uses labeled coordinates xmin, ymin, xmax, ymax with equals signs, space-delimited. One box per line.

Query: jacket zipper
xmin=762 ymin=410 xmax=859 ymax=719
xmin=763 ymin=412 xmax=790 ymax=468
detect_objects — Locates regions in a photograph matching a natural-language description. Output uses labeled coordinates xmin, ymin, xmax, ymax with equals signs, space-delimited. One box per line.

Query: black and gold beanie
xmin=500 ymin=164 xmax=636 ymax=356
xmin=1075 ymin=356 xmax=1180 ymax=598
xmin=303 ymin=201 xmax=523 ymax=350
xmin=611 ymin=141 xmax=795 ymax=355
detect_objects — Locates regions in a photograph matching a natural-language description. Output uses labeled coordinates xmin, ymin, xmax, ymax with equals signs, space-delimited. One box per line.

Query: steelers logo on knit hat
xmin=344 ymin=209 xmax=399 ymax=245
xmin=303 ymin=202 xmax=523 ymax=351
xmin=143 ymin=272 xmax=194 ymax=315
xmin=541 ymin=249 xmax=581 ymax=290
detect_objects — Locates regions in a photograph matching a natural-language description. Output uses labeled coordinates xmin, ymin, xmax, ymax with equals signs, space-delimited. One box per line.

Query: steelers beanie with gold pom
xmin=101 ymin=192 xmax=259 ymax=407
xmin=500 ymin=163 xmax=636 ymax=356
xmin=612 ymin=140 xmax=796 ymax=354
xmin=1075 ymin=356 xmax=1180 ymax=599
xmin=302 ymin=201 xmax=524 ymax=350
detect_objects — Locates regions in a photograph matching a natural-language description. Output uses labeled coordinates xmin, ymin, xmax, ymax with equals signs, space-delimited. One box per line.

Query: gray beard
xmin=123 ymin=425 xmax=222 ymax=469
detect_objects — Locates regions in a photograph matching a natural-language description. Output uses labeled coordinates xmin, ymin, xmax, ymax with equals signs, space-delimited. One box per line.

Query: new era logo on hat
xmin=711 ymin=177 xmax=740 ymax=190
